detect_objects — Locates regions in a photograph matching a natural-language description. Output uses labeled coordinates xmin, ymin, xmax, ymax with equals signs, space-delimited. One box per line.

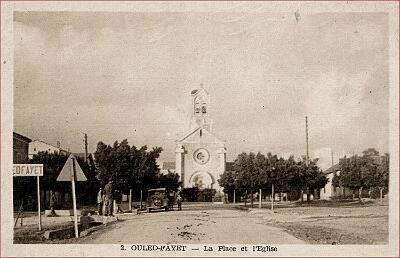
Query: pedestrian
xmin=113 ymin=189 xmax=123 ymax=213
xmin=104 ymin=179 xmax=113 ymax=216
xmin=49 ymin=191 xmax=57 ymax=217
xmin=176 ymin=193 xmax=183 ymax=211
xmin=168 ymin=190 xmax=175 ymax=211
xmin=97 ymin=187 xmax=103 ymax=215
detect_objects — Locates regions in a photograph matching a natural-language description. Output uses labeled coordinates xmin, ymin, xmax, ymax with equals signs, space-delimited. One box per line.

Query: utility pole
xmin=305 ymin=116 xmax=309 ymax=167
xmin=331 ymin=151 xmax=334 ymax=167
xmin=84 ymin=133 xmax=88 ymax=163
xmin=304 ymin=116 xmax=310 ymax=202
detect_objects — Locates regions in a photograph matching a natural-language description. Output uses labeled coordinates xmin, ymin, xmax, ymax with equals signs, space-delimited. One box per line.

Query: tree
xmin=220 ymin=151 xmax=327 ymax=206
xmin=338 ymin=155 xmax=367 ymax=201
xmin=362 ymin=148 xmax=380 ymax=157
xmin=365 ymin=153 xmax=389 ymax=204
xmin=218 ymin=170 xmax=240 ymax=202
xmin=94 ymin=140 xmax=163 ymax=196
xmin=282 ymin=156 xmax=327 ymax=202
xmin=303 ymin=159 xmax=328 ymax=200
xmin=335 ymin=148 xmax=382 ymax=202
xmin=233 ymin=152 xmax=258 ymax=207
xmin=377 ymin=153 xmax=389 ymax=204
xmin=158 ymin=171 xmax=180 ymax=191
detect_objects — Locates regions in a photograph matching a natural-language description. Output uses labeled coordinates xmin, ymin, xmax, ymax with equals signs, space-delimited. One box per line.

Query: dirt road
xmin=81 ymin=208 xmax=305 ymax=244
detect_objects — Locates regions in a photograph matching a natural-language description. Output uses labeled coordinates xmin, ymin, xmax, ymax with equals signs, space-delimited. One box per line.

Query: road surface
xmin=81 ymin=206 xmax=305 ymax=244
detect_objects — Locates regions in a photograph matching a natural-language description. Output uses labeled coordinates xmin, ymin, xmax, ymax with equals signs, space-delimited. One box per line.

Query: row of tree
xmin=94 ymin=140 xmax=180 ymax=198
xmin=21 ymin=143 xmax=389 ymax=208
xmin=332 ymin=148 xmax=389 ymax=202
xmin=15 ymin=139 xmax=180 ymax=209
xmin=218 ymin=152 xmax=328 ymax=205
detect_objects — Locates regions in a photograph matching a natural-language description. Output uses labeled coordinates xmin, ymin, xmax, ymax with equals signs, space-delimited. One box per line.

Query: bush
xmin=181 ymin=187 xmax=199 ymax=202
xmin=181 ymin=187 xmax=216 ymax=202
xmin=198 ymin=188 xmax=216 ymax=202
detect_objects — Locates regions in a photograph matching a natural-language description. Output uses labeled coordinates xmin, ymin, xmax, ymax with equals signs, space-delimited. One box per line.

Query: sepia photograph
xmin=1 ymin=1 xmax=399 ymax=257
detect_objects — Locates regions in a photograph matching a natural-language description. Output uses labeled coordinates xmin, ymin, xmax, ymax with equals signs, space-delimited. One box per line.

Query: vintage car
xmin=146 ymin=188 xmax=169 ymax=213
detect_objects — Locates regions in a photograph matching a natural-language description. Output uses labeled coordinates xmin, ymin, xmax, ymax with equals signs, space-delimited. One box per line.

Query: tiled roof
xmin=323 ymin=163 xmax=341 ymax=175
xmin=13 ymin=132 xmax=32 ymax=143
xmin=31 ymin=139 xmax=69 ymax=153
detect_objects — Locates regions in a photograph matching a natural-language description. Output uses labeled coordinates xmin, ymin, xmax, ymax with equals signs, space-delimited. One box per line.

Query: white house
xmin=320 ymin=163 xmax=352 ymax=200
xmin=28 ymin=140 xmax=69 ymax=158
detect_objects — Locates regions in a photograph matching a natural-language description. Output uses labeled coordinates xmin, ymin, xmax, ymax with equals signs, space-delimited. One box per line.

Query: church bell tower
xmin=176 ymin=84 xmax=226 ymax=190
xmin=190 ymin=85 xmax=213 ymax=132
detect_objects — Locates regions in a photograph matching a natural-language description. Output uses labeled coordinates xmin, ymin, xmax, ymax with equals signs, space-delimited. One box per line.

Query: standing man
xmin=168 ymin=190 xmax=175 ymax=211
xmin=113 ymin=189 xmax=123 ymax=213
xmin=176 ymin=191 xmax=183 ymax=211
xmin=97 ymin=187 xmax=103 ymax=215
xmin=49 ymin=191 xmax=57 ymax=216
xmin=104 ymin=180 xmax=113 ymax=216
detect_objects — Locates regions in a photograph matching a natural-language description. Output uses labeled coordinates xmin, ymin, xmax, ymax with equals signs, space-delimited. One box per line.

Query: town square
xmin=2 ymin=1 xmax=399 ymax=257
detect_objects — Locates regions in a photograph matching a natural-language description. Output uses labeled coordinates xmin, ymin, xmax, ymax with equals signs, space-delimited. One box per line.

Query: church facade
xmin=175 ymin=87 xmax=226 ymax=190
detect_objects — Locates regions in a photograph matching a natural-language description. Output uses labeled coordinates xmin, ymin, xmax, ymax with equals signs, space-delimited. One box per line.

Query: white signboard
xmin=13 ymin=164 xmax=43 ymax=176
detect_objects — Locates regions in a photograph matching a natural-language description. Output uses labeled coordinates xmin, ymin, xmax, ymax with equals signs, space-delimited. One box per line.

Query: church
xmin=171 ymin=86 xmax=227 ymax=191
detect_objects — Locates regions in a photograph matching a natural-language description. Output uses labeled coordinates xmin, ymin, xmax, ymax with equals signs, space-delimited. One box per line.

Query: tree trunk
xmin=358 ymin=187 xmax=363 ymax=202
xmin=271 ymin=184 xmax=274 ymax=211
xmin=343 ymin=188 xmax=345 ymax=200
xmin=250 ymin=189 xmax=254 ymax=208
xmin=245 ymin=190 xmax=247 ymax=207
xmin=129 ymin=189 xmax=132 ymax=211
xmin=300 ymin=189 xmax=304 ymax=202
xmin=306 ymin=187 xmax=310 ymax=202
xmin=379 ymin=187 xmax=384 ymax=205
xmin=140 ymin=190 xmax=143 ymax=209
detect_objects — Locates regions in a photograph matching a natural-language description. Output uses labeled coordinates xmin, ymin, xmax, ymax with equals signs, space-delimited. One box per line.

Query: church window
xmin=200 ymin=129 xmax=202 ymax=137
xmin=194 ymin=97 xmax=201 ymax=114
xmin=202 ymin=105 xmax=207 ymax=114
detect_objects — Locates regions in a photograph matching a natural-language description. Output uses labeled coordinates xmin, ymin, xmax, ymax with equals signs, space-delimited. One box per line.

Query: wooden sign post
xmin=13 ymin=164 xmax=43 ymax=231
xmin=57 ymin=154 xmax=87 ymax=238
xmin=37 ymin=176 xmax=42 ymax=230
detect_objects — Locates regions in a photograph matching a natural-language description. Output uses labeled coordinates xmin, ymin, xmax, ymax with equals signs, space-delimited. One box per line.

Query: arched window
xmin=201 ymin=102 xmax=207 ymax=114
xmin=194 ymin=97 xmax=201 ymax=114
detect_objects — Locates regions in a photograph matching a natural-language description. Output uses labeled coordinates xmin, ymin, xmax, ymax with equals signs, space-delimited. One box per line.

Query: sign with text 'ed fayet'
xmin=13 ymin=164 xmax=43 ymax=176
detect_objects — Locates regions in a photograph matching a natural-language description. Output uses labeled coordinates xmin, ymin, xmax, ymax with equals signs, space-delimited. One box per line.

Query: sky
xmin=13 ymin=11 xmax=389 ymax=170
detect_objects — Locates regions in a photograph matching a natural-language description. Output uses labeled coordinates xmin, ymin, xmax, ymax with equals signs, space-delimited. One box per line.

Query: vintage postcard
xmin=1 ymin=1 xmax=399 ymax=257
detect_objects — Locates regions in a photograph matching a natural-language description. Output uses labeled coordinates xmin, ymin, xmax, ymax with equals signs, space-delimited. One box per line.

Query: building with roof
xmin=319 ymin=163 xmax=352 ymax=200
xmin=13 ymin=132 xmax=32 ymax=163
xmin=28 ymin=140 xmax=69 ymax=158
xmin=175 ymin=87 xmax=227 ymax=190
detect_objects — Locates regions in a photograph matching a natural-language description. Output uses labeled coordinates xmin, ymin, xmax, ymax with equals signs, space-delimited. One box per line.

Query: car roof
xmin=148 ymin=188 xmax=166 ymax=192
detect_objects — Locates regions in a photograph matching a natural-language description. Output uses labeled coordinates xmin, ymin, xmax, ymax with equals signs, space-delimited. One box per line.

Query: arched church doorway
xmin=189 ymin=171 xmax=215 ymax=190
